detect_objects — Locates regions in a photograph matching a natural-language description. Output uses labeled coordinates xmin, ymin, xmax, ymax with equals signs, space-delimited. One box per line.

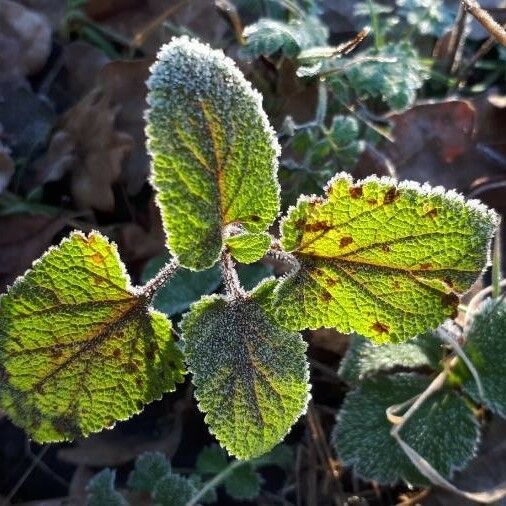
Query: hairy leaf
xmin=196 ymin=445 xmax=229 ymax=475
xmin=275 ymin=173 xmax=497 ymax=343
xmin=225 ymin=232 xmax=271 ymax=264
xmin=0 ymin=231 xmax=185 ymax=442
xmin=127 ymin=452 xmax=171 ymax=493
xmin=241 ymin=16 xmax=328 ymax=59
xmin=153 ymin=474 xmax=196 ymax=506
xmin=147 ymin=36 xmax=280 ymax=270
xmin=333 ymin=373 xmax=479 ymax=485
xmin=460 ymin=299 xmax=506 ymax=417
xmin=87 ymin=469 xmax=128 ymax=506
xmin=224 ymin=464 xmax=262 ymax=500
xmin=182 ymin=279 xmax=310 ymax=459
xmin=339 ymin=333 xmax=443 ymax=385
xmin=397 ymin=0 xmax=454 ymax=36
xmin=187 ymin=474 xmax=218 ymax=504
xmin=141 ymin=252 xmax=221 ymax=316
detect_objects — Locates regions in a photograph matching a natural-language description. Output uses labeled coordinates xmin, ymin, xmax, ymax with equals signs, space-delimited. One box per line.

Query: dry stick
xmin=386 ymin=357 xmax=506 ymax=503
xmin=445 ymin=4 xmax=468 ymax=75
xmin=461 ymin=0 xmax=506 ymax=47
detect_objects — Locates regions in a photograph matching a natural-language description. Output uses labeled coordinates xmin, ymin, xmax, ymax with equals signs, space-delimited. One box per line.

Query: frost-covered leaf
xmin=397 ymin=0 xmax=454 ymax=36
xmin=196 ymin=445 xmax=229 ymax=475
xmin=0 ymin=231 xmax=185 ymax=443
xmin=459 ymin=299 xmax=506 ymax=418
xmin=241 ymin=16 xmax=328 ymax=59
xmin=224 ymin=463 xmax=262 ymax=500
xmin=275 ymin=173 xmax=497 ymax=343
xmin=152 ymin=474 xmax=196 ymax=506
xmin=182 ymin=279 xmax=310 ymax=459
xmin=147 ymin=37 xmax=280 ymax=270
xmin=346 ymin=41 xmax=425 ymax=110
xmin=333 ymin=373 xmax=479 ymax=485
xmin=226 ymin=232 xmax=271 ymax=264
xmin=188 ymin=474 xmax=218 ymax=504
xmin=339 ymin=333 xmax=443 ymax=385
xmin=141 ymin=252 xmax=221 ymax=316
xmin=87 ymin=469 xmax=128 ymax=506
xmin=127 ymin=452 xmax=171 ymax=493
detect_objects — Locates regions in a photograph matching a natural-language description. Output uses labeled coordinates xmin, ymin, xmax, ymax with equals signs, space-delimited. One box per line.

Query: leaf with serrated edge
xmin=333 ymin=373 xmax=479 ymax=485
xmin=224 ymin=463 xmax=262 ymax=500
xmin=86 ymin=469 xmax=127 ymax=506
xmin=226 ymin=232 xmax=271 ymax=264
xmin=153 ymin=474 xmax=196 ymax=506
xmin=146 ymin=36 xmax=280 ymax=270
xmin=127 ymin=451 xmax=171 ymax=493
xmin=0 ymin=231 xmax=185 ymax=443
xmin=459 ymin=299 xmax=506 ymax=418
xmin=275 ymin=173 xmax=497 ymax=343
xmin=182 ymin=279 xmax=310 ymax=459
xmin=339 ymin=333 xmax=443 ymax=386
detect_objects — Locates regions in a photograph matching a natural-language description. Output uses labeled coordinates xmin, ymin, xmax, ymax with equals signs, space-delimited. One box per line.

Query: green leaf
xmin=459 ymin=299 xmax=506 ymax=417
xmin=339 ymin=333 xmax=444 ymax=386
xmin=224 ymin=463 xmax=262 ymax=500
xmin=196 ymin=445 xmax=229 ymax=475
xmin=241 ymin=17 xmax=328 ymax=59
xmin=333 ymin=373 xmax=479 ymax=485
xmin=152 ymin=474 xmax=197 ymax=506
xmin=275 ymin=173 xmax=497 ymax=343
xmin=225 ymin=232 xmax=271 ymax=264
xmin=327 ymin=115 xmax=364 ymax=167
xmin=141 ymin=252 xmax=221 ymax=316
xmin=87 ymin=469 xmax=128 ymax=506
xmin=253 ymin=444 xmax=294 ymax=471
xmin=182 ymin=279 xmax=310 ymax=459
xmin=346 ymin=41 xmax=426 ymax=110
xmin=147 ymin=36 xmax=280 ymax=270
xmin=127 ymin=452 xmax=171 ymax=493
xmin=0 ymin=231 xmax=185 ymax=442
xmin=188 ymin=474 xmax=218 ymax=504
xmin=397 ymin=0 xmax=454 ymax=36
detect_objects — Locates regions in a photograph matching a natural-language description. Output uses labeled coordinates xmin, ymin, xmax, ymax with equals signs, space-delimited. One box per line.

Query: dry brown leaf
xmin=0 ymin=0 xmax=51 ymax=77
xmin=34 ymin=88 xmax=134 ymax=211
xmin=0 ymin=213 xmax=67 ymax=291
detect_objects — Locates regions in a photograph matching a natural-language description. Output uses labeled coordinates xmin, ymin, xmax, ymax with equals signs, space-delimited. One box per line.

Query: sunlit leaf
xmin=333 ymin=373 xmax=479 ymax=485
xmin=339 ymin=333 xmax=443 ymax=386
xmin=225 ymin=232 xmax=271 ymax=264
xmin=0 ymin=232 xmax=185 ymax=443
xmin=459 ymin=299 xmax=506 ymax=418
xmin=275 ymin=173 xmax=497 ymax=343
xmin=182 ymin=279 xmax=310 ymax=459
xmin=147 ymin=36 xmax=280 ymax=270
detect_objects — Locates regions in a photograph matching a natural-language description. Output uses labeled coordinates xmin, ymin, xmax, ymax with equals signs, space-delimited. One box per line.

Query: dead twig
xmin=461 ymin=0 xmax=506 ymax=47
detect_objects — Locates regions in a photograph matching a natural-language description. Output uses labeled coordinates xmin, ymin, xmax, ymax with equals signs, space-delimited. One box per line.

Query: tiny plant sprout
xmin=0 ymin=37 xmax=501 ymax=495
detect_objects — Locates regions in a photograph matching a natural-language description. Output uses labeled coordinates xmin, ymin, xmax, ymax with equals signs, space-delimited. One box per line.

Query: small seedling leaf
xmin=127 ymin=451 xmax=172 ymax=493
xmin=275 ymin=173 xmax=497 ymax=343
xmin=182 ymin=279 xmax=310 ymax=459
xmin=196 ymin=445 xmax=229 ymax=475
xmin=333 ymin=373 xmax=479 ymax=485
xmin=152 ymin=474 xmax=197 ymax=506
xmin=147 ymin=37 xmax=280 ymax=270
xmin=0 ymin=231 xmax=185 ymax=443
xmin=224 ymin=463 xmax=262 ymax=500
xmin=87 ymin=469 xmax=128 ymax=506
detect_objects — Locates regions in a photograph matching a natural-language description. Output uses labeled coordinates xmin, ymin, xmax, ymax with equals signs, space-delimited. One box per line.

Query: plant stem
xmin=461 ymin=0 xmax=506 ymax=47
xmin=492 ymin=217 xmax=502 ymax=299
xmin=139 ymin=258 xmax=179 ymax=300
xmin=367 ymin=0 xmax=383 ymax=50
xmin=221 ymin=249 xmax=245 ymax=299
xmin=186 ymin=460 xmax=245 ymax=506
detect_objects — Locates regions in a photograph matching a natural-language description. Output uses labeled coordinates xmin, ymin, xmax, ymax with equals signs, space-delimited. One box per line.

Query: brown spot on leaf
xmin=124 ymin=362 xmax=139 ymax=374
xmin=295 ymin=219 xmax=306 ymax=229
xmin=372 ymin=321 xmax=390 ymax=334
xmin=90 ymin=252 xmax=105 ymax=266
xmin=249 ymin=215 xmax=261 ymax=223
xmin=49 ymin=348 xmax=63 ymax=359
xmin=53 ymin=415 xmax=78 ymax=436
xmin=113 ymin=348 xmax=121 ymax=358
xmin=384 ymin=187 xmax=400 ymax=204
xmin=349 ymin=186 xmax=363 ymax=199
xmin=444 ymin=277 xmax=454 ymax=288
xmin=320 ymin=291 xmax=332 ymax=302
xmin=314 ymin=268 xmax=324 ymax=276
xmin=419 ymin=263 xmax=432 ymax=270
xmin=367 ymin=198 xmax=377 ymax=205
xmin=326 ymin=278 xmax=337 ymax=287
xmin=305 ymin=221 xmax=330 ymax=233
xmin=441 ymin=292 xmax=459 ymax=318
xmin=393 ymin=280 xmax=401 ymax=289
xmin=340 ymin=236 xmax=353 ymax=248
xmin=424 ymin=208 xmax=438 ymax=219
xmin=382 ymin=244 xmax=391 ymax=252
xmin=146 ymin=342 xmax=158 ymax=361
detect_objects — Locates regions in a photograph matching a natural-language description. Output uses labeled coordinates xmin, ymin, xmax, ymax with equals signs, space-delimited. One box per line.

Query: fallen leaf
xmin=0 ymin=213 xmax=67 ymax=291
xmin=33 ymin=88 xmax=134 ymax=211
xmin=0 ymin=0 xmax=51 ymax=77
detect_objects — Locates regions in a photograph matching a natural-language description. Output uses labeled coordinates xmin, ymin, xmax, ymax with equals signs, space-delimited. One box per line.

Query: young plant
xmin=0 ymin=36 xmax=498 ymax=481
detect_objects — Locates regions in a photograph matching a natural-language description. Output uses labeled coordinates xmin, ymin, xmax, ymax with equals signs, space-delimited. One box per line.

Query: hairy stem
xmin=221 ymin=249 xmax=245 ymax=299
xmin=187 ymin=460 xmax=245 ymax=506
xmin=138 ymin=257 xmax=180 ymax=300
xmin=492 ymin=218 xmax=502 ymax=299
xmin=461 ymin=0 xmax=506 ymax=47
